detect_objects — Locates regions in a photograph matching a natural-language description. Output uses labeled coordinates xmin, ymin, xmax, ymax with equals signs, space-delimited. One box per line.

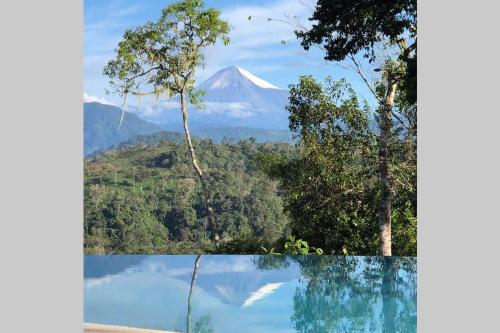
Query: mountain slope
xmin=160 ymin=123 xmax=293 ymax=144
xmin=135 ymin=66 xmax=290 ymax=129
xmin=84 ymin=102 xmax=163 ymax=155
xmin=191 ymin=126 xmax=293 ymax=143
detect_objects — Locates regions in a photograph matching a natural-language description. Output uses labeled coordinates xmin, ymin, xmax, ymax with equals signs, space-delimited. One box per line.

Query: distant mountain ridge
xmin=84 ymin=102 xmax=163 ymax=155
xmin=84 ymin=101 xmax=293 ymax=156
xmin=85 ymin=131 xmax=184 ymax=159
xmin=85 ymin=66 xmax=294 ymax=155
xmin=161 ymin=123 xmax=293 ymax=144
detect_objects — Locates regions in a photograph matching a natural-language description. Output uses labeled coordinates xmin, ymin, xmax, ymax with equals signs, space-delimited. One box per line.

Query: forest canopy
xmin=84 ymin=138 xmax=293 ymax=254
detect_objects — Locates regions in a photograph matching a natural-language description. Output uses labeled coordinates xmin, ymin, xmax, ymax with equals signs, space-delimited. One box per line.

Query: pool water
xmin=84 ymin=255 xmax=416 ymax=333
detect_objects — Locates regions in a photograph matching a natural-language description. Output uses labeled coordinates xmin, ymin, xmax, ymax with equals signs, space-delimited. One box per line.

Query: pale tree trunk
xmin=180 ymin=93 xmax=219 ymax=247
xmin=187 ymin=255 xmax=202 ymax=333
xmin=378 ymin=75 xmax=398 ymax=256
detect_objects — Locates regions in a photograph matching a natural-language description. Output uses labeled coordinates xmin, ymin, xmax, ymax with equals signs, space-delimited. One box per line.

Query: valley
xmin=84 ymin=136 xmax=294 ymax=254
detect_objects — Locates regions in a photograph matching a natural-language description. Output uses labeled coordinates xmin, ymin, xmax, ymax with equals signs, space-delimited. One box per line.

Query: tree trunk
xmin=180 ymin=93 xmax=219 ymax=247
xmin=378 ymin=75 xmax=397 ymax=256
xmin=187 ymin=255 xmax=202 ymax=333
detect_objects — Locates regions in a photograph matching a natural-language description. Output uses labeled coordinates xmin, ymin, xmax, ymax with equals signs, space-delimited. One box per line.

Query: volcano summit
xmin=134 ymin=66 xmax=290 ymax=130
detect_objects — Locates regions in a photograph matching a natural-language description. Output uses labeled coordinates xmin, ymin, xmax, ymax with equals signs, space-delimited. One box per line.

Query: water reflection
xmin=84 ymin=255 xmax=147 ymax=278
xmin=187 ymin=255 xmax=202 ymax=333
xmin=290 ymin=257 xmax=416 ymax=333
xmin=84 ymin=256 xmax=416 ymax=333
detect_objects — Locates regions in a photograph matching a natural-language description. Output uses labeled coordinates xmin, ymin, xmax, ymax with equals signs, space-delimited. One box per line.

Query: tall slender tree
xmin=297 ymin=0 xmax=417 ymax=255
xmin=103 ymin=0 xmax=229 ymax=247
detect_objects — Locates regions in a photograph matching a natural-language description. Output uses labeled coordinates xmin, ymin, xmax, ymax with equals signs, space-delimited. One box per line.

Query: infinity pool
xmin=84 ymin=255 xmax=416 ymax=333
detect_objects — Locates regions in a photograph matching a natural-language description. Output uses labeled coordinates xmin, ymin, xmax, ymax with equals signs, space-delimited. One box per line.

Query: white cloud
xmin=84 ymin=3 xmax=145 ymax=104
xmin=228 ymin=109 xmax=255 ymax=118
xmin=84 ymin=276 xmax=113 ymax=289
xmin=200 ymin=102 xmax=254 ymax=117
xmin=202 ymin=256 xmax=255 ymax=273
xmin=215 ymin=284 xmax=234 ymax=299
xmin=197 ymin=0 xmax=314 ymax=80
xmin=83 ymin=92 xmax=116 ymax=105
xmin=129 ymin=100 xmax=258 ymax=119
xmin=242 ymin=282 xmax=284 ymax=307
xmin=141 ymin=256 xmax=256 ymax=277
xmin=126 ymin=99 xmax=179 ymax=118
xmin=221 ymin=0 xmax=312 ymax=48
xmin=83 ymin=93 xmax=115 ymax=105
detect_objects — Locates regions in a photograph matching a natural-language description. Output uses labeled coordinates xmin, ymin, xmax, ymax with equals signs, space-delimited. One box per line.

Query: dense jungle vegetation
xmin=84 ymin=80 xmax=417 ymax=256
xmin=84 ymin=138 xmax=293 ymax=254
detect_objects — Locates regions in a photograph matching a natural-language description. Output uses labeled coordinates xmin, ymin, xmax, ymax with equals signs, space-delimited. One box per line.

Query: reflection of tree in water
xmin=253 ymin=256 xmax=416 ymax=333
xmin=253 ymin=255 xmax=291 ymax=271
xmin=186 ymin=255 xmax=215 ymax=333
xmin=291 ymin=256 xmax=416 ymax=333
xmin=193 ymin=316 xmax=214 ymax=333
xmin=185 ymin=255 xmax=415 ymax=333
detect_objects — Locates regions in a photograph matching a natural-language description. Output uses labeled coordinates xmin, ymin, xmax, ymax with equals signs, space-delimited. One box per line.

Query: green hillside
xmin=84 ymin=102 xmax=163 ymax=155
xmin=84 ymin=138 xmax=294 ymax=254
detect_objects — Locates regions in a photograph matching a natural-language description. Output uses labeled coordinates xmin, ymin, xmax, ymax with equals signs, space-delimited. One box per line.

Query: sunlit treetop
xmin=103 ymin=0 xmax=230 ymax=107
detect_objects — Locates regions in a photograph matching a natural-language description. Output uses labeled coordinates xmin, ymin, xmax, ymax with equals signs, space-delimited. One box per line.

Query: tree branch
xmin=402 ymin=41 xmax=417 ymax=60
xmin=392 ymin=112 xmax=412 ymax=132
xmin=348 ymin=55 xmax=383 ymax=103
xmin=249 ymin=15 xmax=297 ymax=27
xmin=125 ymin=65 xmax=162 ymax=84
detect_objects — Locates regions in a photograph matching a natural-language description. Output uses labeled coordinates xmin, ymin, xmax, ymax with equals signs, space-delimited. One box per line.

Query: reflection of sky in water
xmin=84 ymin=256 xmax=416 ymax=333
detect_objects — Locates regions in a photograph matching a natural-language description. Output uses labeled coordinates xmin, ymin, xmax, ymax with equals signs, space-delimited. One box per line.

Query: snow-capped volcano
xmin=204 ymin=66 xmax=281 ymax=90
xmin=135 ymin=66 xmax=290 ymax=130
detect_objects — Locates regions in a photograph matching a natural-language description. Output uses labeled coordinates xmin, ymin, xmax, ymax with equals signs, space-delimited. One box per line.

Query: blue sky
xmin=84 ymin=0 xmax=380 ymax=108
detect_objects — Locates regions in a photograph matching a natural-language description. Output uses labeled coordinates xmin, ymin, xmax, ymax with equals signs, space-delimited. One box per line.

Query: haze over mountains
xmin=132 ymin=66 xmax=290 ymax=129
xmin=84 ymin=66 xmax=293 ymax=155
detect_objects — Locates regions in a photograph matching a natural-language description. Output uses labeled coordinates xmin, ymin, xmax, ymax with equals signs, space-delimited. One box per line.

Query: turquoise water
xmin=84 ymin=255 xmax=416 ymax=333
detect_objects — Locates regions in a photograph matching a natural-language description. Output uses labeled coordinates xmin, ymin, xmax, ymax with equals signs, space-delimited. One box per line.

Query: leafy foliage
xmin=103 ymin=0 xmax=230 ymax=105
xmin=193 ymin=316 xmax=214 ymax=333
xmin=261 ymin=236 xmax=323 ymax=255
xmin=257 ymin=76 xmax=416 ymax=256
xmin=251 ymin=256 xmax=416 ymax=332
xmin=84 ymin=138 xmax=292 ymax=254
xmin=297 ymin=0 xmax=417 ymax=104
xmin=291 ymin=256 xmax=417 ymax=333
xmin=297 ymin=0 xmax=416 ymax=62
